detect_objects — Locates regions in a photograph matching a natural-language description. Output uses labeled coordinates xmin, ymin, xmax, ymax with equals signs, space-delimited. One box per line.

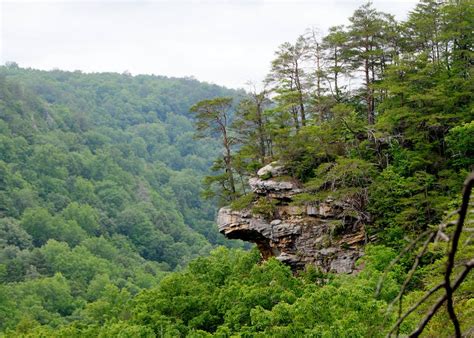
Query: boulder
xmin=257 ymin=161 xmax=287 ymax=178
xmin=249 ymin=177 xmax=302 ymax=199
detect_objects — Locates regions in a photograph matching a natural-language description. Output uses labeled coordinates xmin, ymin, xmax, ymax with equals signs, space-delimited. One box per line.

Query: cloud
xmin=1 ymin=0 xmax=418 ymax=88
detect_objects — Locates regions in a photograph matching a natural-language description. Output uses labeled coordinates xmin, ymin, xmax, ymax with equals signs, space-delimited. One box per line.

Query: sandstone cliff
xmin=217 ymin=162 xmax=365 ymax=273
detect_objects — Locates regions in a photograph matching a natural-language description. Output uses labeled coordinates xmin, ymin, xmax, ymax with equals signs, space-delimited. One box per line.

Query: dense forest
xmin=0 ymin=66 xmax=248 ymax=334
xmin=1 ymin=0 xmax=473 ymax=336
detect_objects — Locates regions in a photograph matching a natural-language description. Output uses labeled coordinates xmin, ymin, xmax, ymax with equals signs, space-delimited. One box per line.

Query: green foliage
xmin=0 ymin=67 xmax=244 ymax=333
xmin=306 ymin=157 xmax=377 ymax=191
xmin=1 ymin=0 xmax=473 ymax=335
xmin=130 ymin=248 xmax=302 ymax=336
xmin=190 ymin=97 xmax=244 ymax=204
xmin=61 ymin=202 xmax=100 ymax=236
xmin=9 ymin=243 xmax=465 ymax=337
xmin=446 ymin=121 xmax=474 ymax=168
xmin=251 ymin=197 xmax=278 ymax=219
xmin=368 ymin=167 xmax=452 ymax=244
xmin=20 ymin=207 xmax=88 ymax=247
xmin=230 ymin=193 xmax=255 ymax=211
xmin=0 ymin=217 xmax=32 ymax=249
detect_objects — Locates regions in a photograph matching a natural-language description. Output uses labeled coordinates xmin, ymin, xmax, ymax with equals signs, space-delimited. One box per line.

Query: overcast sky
xmin=1 ymin=0 xmax=418 ymax=89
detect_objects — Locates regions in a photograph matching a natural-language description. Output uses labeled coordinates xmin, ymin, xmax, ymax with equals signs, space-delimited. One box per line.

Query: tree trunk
xmin=292 ymin=107 xmax=300 ymax=131
xmin=255 ymin=99 xmax=266 ymax=164
xmin=294 ymin=60 xmax=306 ymax=126
xmin=316 ymin=46 xmax=323 ymax=124
xmin=222 ymin=128 xmax=236 ymax=198
xmin=334 ymin=47 xmax=340 ymax=101
xmin=365 ymin=42 xmax=374 ymax=125
xmin=370 ymin=53 xmax=376 ymax=124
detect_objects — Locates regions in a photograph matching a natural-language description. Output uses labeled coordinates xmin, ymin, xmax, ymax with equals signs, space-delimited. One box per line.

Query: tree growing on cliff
xmin=190 ymin=97 xmax=238 ymax=202
xmin=348 ymin=2 xmax=389 ymax=125
xmin=266 ymin=37 xmax=310 ymax=129
xmin=322 ymin=25 xmax=351 ymax=103
xmin=232 ymin=87 xmax=273 ymax=170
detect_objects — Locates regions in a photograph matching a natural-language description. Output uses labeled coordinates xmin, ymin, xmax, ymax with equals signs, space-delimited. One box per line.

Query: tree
xmin=322 ymin=25 xmax=351 ymax=103
xmin=303 ymin=28 xmax=331 ymax=124
xmin=232 ymin=87 xmax=273 ymax=167
xmin=348 ymin=2 xmax=389 ymax=124
xmin=266 ymin=37 xmax=310 ymax=129
xmin=403 ymin=0 xmax=444 ymax=64
xmin=442 ymin=0 xmax=473 ymax=79
xmin=0 ymin=218 xmax=32 ymax=249
xmin=62 ymin=202 xmax=100 ymax=236
xmin=190 ymin=97 xmax=237 ymax=201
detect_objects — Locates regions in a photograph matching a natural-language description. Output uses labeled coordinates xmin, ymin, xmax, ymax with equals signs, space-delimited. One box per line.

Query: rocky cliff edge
xmin=217 ymin=162 xmax=365 ymax=273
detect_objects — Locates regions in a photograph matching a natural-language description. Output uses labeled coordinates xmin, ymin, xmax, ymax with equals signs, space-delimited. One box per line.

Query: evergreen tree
xmin=232 ymin=88 xmax=273 ymax=168
xmin=190 ymin=97 xmax=238 ymax=202
xmin=403 ymin=0 xmax=444 ymax=64
xmin=348 ymin=2 xmax=390 ymax=124
xmin=322 ymin=25 xmax=351 ymax=103
xmin=304 ymin=28 xmax=331 ymax=123
xmin=266 ymin=37 xmax=310 ymax=129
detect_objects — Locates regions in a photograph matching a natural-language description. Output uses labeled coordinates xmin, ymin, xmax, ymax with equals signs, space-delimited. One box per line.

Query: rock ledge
xmin=217 ymin=165 xmax=365 ymax=273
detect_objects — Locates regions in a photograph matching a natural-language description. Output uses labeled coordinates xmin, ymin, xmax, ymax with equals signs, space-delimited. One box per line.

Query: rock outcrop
xmin=217 ymin=162 xmax=365 ymax=273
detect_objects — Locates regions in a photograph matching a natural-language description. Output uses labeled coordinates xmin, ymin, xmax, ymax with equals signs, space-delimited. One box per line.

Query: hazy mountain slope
xmin=0 ymin=66 xmax=244 ymax=330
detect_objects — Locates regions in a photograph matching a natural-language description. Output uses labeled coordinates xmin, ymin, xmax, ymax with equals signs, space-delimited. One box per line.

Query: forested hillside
xmin=0 ymin=66 xmax=246 ymax=332
xmin=1 ymin=0 xmax=473 ymax=336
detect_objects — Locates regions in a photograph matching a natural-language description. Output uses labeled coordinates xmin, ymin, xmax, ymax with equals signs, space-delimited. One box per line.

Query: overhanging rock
xmin=217 ymin=165 xmax=365 ymax=273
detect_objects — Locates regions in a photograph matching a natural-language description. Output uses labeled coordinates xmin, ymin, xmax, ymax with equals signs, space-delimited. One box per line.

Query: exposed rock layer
xmin=217 ymin=162 xmax=365 ymax=273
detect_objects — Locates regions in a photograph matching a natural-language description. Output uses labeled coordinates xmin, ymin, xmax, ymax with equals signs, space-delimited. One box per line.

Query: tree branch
xmin=443 ymin=172 xmax=474 ymax=337
xmin=382 ymin=171 xmax=474 ymax=337
xmin=387 ymin=231 xmax=436 ymax=337
xmin=376 ymin=229 xmax=433 ymax=297
xmin=386 ymin=281 xmax=445 ymax=338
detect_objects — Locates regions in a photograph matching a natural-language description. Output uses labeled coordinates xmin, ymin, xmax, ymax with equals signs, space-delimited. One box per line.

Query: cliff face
xmin=217 ymin=163 xmax=365 ymax=273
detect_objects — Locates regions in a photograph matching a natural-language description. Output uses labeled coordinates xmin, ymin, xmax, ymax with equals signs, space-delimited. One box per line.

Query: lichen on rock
xmin=256 ymin=161 xmax=288 ymax=178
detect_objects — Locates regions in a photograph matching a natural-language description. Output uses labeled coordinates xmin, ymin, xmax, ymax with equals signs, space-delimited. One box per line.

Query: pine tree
xmin=266 ymin=37 xmax=310 ymax=129
xmin=190 ymin=97 xmax=237 ymax=201
xmin=403 ymin=0 xmax=444 ymax=64
xmin=232 ymin=88 xmax=272 ymax=167
xmin=322 ymin=25 xmax=351 ymax=103
xmin=304 ymin=28 xmax=330 ymax=124
xmin=348 ymin=2 xmax=389 ymax=124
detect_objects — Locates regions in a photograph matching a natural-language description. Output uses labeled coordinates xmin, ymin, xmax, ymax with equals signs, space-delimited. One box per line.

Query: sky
xmin=1 ymin=0 xmax=419 ymax=89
